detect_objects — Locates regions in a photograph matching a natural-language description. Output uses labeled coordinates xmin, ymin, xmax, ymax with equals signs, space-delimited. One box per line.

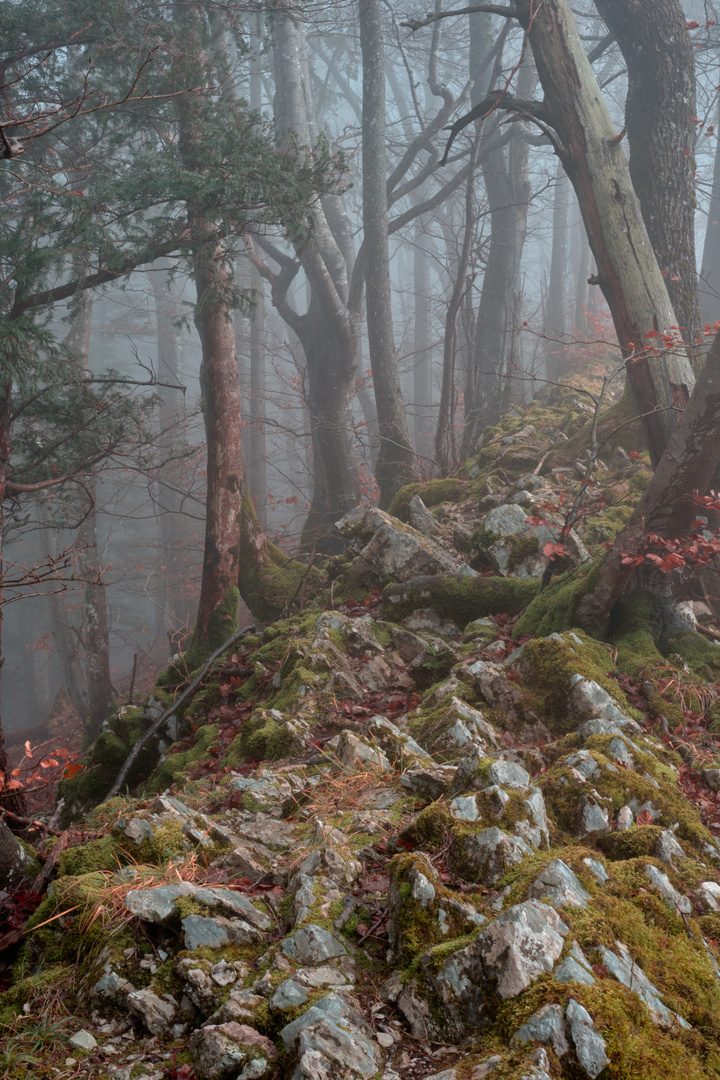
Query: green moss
xmin=240 ymin=497 xmax=323 ymax=622
xmin=506 ymin=535 xmax=541 ymax=573
xmin=183 ymin=587 xmax=240 ymax=673
xmin=388 ymin=479 xmax=468 ymax=520
xmin=57 ymin=835 xmax=125 ymax=877
xmin=381 ymin=575 xmax=539 ymax=629
xmin=147 ymin=723 xmax=219 ymax=792
xmin=225 ymin=709 xmax=295 ymax=764
xmin=583 ymin=504 xmax=635 ymax=545
xmin=514 ymin=631 xmax=626 ymax=733
xmin=665 ymin=632 xmax=720 ymax=681
xmin=515 ymin=554 xmax=604 ymax=637
xmin=609 ymin=592 xmax=665 ymax=675
xmin=596 ymin=824 xmax=666 ymax=861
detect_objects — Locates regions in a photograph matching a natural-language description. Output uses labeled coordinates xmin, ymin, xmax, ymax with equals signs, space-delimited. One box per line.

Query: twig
xmin=103 ymin=622 xmax=256 ymax=802
xmin=0 ymin=808 xmax=64 ymax=836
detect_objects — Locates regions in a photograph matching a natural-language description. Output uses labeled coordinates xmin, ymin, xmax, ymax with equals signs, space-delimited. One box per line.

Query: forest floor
xmin=4 ymin=385 xmax=720 ymax=1080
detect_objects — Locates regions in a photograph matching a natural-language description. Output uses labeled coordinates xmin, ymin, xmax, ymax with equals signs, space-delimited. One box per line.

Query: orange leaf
xmin=40 ymin=758 xmax=59 ymax=768
xmin=5 ymin=779 xmax=24 ymax=790
xmin=62 ymin=762 xmax=83 ymax=778
xmin=636 ymin=809 xmax=654 ymax=825
xmin=24 ymin=740 xmax=33 ymax=758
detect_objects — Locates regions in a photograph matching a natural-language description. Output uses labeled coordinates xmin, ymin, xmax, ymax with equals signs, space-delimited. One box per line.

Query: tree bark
xmin=175 ymin=4 xmax=242 ymax=661
xmin=515 ymin=0 xmax=696 ymax=469
xmin=578 ymin=327 xmax=720 ymax=626
xmin=545 ymin=162 xmax=569 ymax=381
xmin=0 ymin=381 xmax=26 ymax=819
xmin=700 ymin=94 xmax=720 ymax=328
xmin=461 ymin=25 xmax=532 ymax=457
xmin=436 ymin=130 xmax=481 ymax=475
xmin=270 ymin=6 xmax=361 ymax=544
xmin=148 ymin=262 xmax=189 ymax=636
xmin=360 ymin=0 xmax=414 ymax=506
xmin=65 ymin=294 xmax=113 ymax=742
xmin=593 ymin=0 xmax=700 ymax=342
xmin=412 ymin=222 xmax=435 ymax=465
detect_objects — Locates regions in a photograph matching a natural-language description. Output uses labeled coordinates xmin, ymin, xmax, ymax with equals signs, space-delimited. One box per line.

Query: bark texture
xmin=515 ymin=0 xmax=695 ymax=469
xmin=360 ymin=0 xmax=414 ymax=506
xmin=594 ymin=0 xmax=699 ymax=340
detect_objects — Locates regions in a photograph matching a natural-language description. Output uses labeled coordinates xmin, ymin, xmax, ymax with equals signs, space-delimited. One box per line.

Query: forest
xmin=5 ymin=0 xmax=720 ymax=1078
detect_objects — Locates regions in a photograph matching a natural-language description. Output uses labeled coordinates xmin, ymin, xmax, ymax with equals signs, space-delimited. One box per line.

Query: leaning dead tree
xmin=411 ymin=0 xmax=696 ymax=469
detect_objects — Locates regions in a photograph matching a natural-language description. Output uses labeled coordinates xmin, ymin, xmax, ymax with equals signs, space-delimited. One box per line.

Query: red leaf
xmin=636 ymin=809 xmax=654 ymax=825
xmin=39 ymin=758 xmax=59 ymax=768
xmin=356 ymin=924 xmax=369 ymax=937
xmin=686 ymin=20 xmax=700 ymax=29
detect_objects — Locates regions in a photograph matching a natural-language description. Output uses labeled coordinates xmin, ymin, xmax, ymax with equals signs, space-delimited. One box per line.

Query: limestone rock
xmin=512 ymin=1003 xmax=569 ymax=1057
xmin=598 ymin=940 xmax=690 ymax=1028
xmin=127 ymin=989 xmax=177 ymax=1035
xmin=336 ymin=505 xmax=460 ymax=581
xmin=182 ymin=915 xmax=263 ymax=951
xmin=566 ymin=998 xmax=609 ymax=1078
xmin=190 ymin=1022 xmax=277 ymax=1080
xmin=69 ymin=1030 xmax=98 ymax=1051
xmin=282 ymin=925 xmax=348 ymax=965
xmin=529 ymin=859 xmax=591 ymax=909
xmin=451 ymin=826 xmax=533 ymax=886
xmin=644 ymin=864 xmax=691 ymax=915
xmin=480 ymin=901 xmax=568 ymax=998
xmin=568 ymin=676 xmax=641 ymax=732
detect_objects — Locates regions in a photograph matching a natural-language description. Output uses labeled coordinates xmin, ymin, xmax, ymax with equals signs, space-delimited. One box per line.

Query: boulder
xmin=282 ymin=925 xmax=348 ymax=965
xmin=566 ymin=998 xmax=610 ymax=1079
xmin=450 ymin=827 xmax=533 ymax=886
xmin=190 ymin=1022 xmax=277 ymax=1080
xmin=529 ymin=860 xmax=591 ymax=909
xmin=336 ymin=506 xmax=461 ymax=581
xmin=126 ymin=989 xmax=177 ymax=1035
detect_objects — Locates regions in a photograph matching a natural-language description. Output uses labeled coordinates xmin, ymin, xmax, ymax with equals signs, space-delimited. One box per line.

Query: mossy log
xmin=381 ymin=572 xmax=539 ymax=627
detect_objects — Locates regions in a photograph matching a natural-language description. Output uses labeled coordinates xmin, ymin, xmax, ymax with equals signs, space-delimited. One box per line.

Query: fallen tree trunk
xmin=381 ymin=572 xmax=540 ymax=627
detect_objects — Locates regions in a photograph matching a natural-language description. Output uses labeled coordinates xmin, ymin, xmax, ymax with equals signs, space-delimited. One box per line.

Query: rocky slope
xmin=4 ymin=388 xmax=720 ymax=1080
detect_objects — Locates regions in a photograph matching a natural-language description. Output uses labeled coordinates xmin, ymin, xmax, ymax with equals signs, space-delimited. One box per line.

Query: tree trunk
xmin=175 ymin=4 xmax=242 ymax=663
xmin=435 ymin=130 xmax=481 ymax=475
xmin=461 ymin=26 xmax=533 ymax=457
xmin=38 ymin=507 xmax=89 ymax=720
xmin=593 ymin=0 xmax=700 ymax=342
xmin=184 ymin=233 xmax=244 ymax=664
xmin=575 ymin=215 xmax=592 ymax=335
xmin=700 ymin=94 xmax=720 ymax=328
xmin=412 ymin=222 xmax=435 ymax=466
xmin=360 ymin=0 xmax=414 ymax=506
xmin=545 ymin=162 xmax=569 ymax=382
xmin=515 ymin=0 xmax=696 ymax=469
xmin=0 ymin=380 xmax=26 ymax=819
xmin=148 ymin=262 xmax=188 ymax=635
xmin=578 ymin=327 xmax=720 ymax=626
xmin=248 ymin=263 xmax=267 ymax=529
xmin=270 ymin=5 xmax=361 ymax=540
xmin=298 ymin=297 xmax=361 ymax=551
xmin=65 ymin=294 xmax=113 ymax=743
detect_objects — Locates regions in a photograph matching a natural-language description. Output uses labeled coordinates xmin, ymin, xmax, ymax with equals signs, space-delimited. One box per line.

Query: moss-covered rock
xmin=388 ymin=479 xmax=469 ymax=521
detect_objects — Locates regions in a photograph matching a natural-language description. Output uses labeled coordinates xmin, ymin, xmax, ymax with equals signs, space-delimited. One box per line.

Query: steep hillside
xmin=3 ymin=390 xmax=720 ymax=1080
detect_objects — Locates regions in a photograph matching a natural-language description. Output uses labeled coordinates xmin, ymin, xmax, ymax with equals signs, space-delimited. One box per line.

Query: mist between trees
xmin=1 ymin=0 xmax=719 ymax=767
